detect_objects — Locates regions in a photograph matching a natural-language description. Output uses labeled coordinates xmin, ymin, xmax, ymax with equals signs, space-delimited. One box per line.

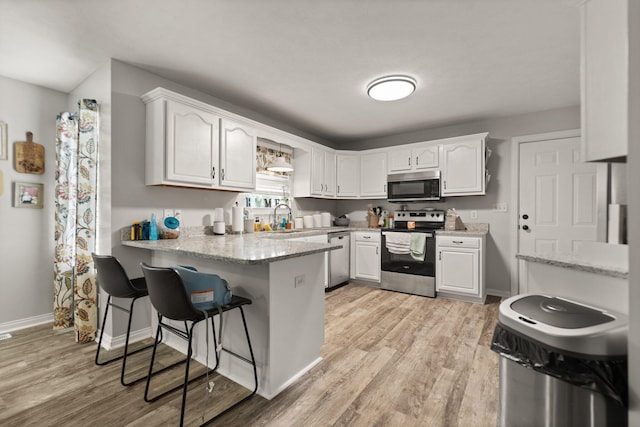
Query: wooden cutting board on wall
xmin=15 ymin=131 xmax=44 ymax=174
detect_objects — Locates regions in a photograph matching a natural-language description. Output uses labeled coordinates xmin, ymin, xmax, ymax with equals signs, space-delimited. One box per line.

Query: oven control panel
xmin=394 ymin=210 xmax=445 ymax=222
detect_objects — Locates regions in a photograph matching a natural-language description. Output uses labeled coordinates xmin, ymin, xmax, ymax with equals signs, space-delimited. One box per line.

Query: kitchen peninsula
xmin=123 ymin=230 xmax=341 ymax=399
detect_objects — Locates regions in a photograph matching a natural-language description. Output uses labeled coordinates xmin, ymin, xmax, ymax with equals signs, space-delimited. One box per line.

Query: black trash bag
xmin=490 ymin=322 xmax=627 ymax=407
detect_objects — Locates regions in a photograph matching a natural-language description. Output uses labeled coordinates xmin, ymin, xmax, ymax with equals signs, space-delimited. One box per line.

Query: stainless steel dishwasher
xmin=328 ymin=231 xmax=350 ymax=288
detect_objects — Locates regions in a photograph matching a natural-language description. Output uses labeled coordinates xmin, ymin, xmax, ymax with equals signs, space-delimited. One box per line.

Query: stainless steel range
xmin=381 ymin=209 xmax=445 ymax=297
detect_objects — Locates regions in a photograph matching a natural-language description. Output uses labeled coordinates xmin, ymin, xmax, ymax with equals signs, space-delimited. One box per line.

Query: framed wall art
xmin=13 ymin=181 xmax=44 ymax=208
xmin=0 ymin=122 xmax=7 ymax=160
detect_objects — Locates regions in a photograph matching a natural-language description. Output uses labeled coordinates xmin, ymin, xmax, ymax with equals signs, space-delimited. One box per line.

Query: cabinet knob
xmin=522 ymin=225 xmax=529 ymax=231
xmin=522 ymin=214 xmax=529 ymax=220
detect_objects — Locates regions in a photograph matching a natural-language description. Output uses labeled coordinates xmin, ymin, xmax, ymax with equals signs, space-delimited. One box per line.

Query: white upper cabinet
xmin=388 ymin=143 xmax=438 ymax=173
xmin=145 ymin=96 xmax=220 ymax=188
xmin=294 ymin=146 xmax=337 ymax=198
xmin=413 ymin=144 xmax=439 ymax=170
xmin=311 ymin=147 xmax=336 ymax=197
xmin=581 ymin=0 xmax=629 ymax=162
xmin=360 ymin=151 xmax=387 ymax=198
xmin=142 ymin=88 xmax=257 ymax=191
xmin=220 ymin=118 xmax=256 ymax=189
xmin=324 ymin=150 xmax=337 ymax=197
xmin=387 ymin=147 xmax=413 ymax=173
xmin=336 ymin=153 xmax=359 ymax=198
xmin=440 ymin=134 xmax=487 ymax=196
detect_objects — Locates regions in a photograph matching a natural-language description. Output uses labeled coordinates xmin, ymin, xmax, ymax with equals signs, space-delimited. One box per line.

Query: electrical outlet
xmin=470 ymin=210 xmax=478 ymax=220
xmin=294 ymin=274 xmax=305 ymax=288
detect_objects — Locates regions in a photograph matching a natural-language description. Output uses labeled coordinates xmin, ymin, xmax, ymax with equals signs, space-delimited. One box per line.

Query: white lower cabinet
xmin=436 ymin=235 xmax=485 ymax=303
xmin=350 ymin=231 xmax=381 ymax=282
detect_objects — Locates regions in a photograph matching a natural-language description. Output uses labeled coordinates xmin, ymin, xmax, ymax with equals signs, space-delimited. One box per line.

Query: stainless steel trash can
xmin=491 ymin=294 xmax=628 ymax=427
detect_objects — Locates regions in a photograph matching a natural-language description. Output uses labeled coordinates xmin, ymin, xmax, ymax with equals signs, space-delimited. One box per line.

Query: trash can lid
xmin=498 ymin=294 xmax=628 ymax=356
xmin=511 ymin=295 xmax=614 ymax=328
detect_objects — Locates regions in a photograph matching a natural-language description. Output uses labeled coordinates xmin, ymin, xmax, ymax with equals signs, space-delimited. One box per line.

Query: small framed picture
xmin=0 ymin=122 xmax=7 ymax=160
xmin=13 ymin=181 xmax=44 ymax=208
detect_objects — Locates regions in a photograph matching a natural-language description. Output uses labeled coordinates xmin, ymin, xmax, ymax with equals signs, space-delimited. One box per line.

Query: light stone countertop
xmin=121 ymin=226 xmax=379 ymax=265
xmin=436 ymin=223 xmax=489 ymax=237
xmin=516 ymin=252 xmax=628 ymax=279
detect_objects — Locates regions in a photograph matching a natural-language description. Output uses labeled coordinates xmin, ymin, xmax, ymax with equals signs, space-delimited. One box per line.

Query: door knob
xmin=522 ymin=225 xmax=529 ymax=231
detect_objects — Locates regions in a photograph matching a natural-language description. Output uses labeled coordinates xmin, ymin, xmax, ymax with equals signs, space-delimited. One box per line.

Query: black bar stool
xmin=140 ymin=262 xmax=258 ymax=427
xmin=92 ymin=253 xmax=157 ymax=386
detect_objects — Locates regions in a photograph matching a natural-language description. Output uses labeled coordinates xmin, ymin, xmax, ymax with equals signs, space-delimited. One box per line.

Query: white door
xmin=519 ymin=137 xmax=599 ymax=255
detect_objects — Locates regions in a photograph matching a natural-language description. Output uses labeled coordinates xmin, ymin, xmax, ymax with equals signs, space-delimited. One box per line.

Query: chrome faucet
xmin=273 ymin=203 xmax=292 ymax=229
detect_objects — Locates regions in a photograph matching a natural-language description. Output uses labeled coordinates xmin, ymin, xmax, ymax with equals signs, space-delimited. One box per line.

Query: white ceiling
xmin=0 ymin=0 xmax=580 ymax=144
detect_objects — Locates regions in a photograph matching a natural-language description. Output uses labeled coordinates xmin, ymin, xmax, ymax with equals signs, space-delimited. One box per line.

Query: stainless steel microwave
xmin=387 ymin=170 xmax=441 ymax=202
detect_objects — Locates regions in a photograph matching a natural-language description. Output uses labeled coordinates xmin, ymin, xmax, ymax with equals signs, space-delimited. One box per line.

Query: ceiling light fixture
xmin=367 ymin=75 xmax=417 ymax=101
xmin=266 ymin=144 xmax=294 ymax=173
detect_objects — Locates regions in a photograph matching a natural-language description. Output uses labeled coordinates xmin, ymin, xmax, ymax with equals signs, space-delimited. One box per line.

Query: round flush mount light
xmin=367 ymin=75 xmax=417 ymax=101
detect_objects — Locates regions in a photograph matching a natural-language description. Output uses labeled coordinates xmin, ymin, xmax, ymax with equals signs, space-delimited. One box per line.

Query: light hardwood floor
xmin=0 ymin=284 xmax=500 ymax=426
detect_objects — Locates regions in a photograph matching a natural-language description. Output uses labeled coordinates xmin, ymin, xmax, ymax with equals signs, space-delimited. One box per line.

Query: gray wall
xmin=0 ymin=75 xmax=67 ymax=327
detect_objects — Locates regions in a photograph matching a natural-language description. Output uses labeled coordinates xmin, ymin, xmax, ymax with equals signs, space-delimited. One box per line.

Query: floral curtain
xmin=53 ymin=100 xmax=99 ymax=343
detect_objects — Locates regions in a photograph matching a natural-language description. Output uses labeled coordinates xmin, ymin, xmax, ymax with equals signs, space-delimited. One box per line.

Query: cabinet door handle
xmin=221 ymin=168 xmax=225 ymax=180
xmin=444 ymin=180 xmax=447 ymax=190
xmin=416 ymin=156 xmax=419 ymax=166
xmin=211 ymin=167 xmax=216 ymax=179
xmin=439 ymin=251 xmax=441 ymax=260
xmin=376 ymin=247 xmax=379 ymax=255
xmin=363 ymin=236 xmax=371 ymax=239
xmin=408 ymin=157 xmax=411 ymax=167
xmin=453 ymin=240 xmax=464 ymax=244
xmin=337 ymin=185 xmax=340 ymax=193
xmin=384 ymin=184 xmax=387 ymax=192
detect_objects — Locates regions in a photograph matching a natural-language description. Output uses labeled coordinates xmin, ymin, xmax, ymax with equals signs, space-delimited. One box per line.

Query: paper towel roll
xmin=214 ymin=208 xmax=224 ymax=223
xmin=321 ymin=212 xmax=331 ymax=227
xmin=232 ymin=206 xmax=244 ymax=233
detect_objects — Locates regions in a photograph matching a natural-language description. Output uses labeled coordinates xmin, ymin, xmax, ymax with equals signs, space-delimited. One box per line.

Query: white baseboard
xmin=98 ymin=327 xmax=154 ymax=351
xmin=0 ymin=313 xmax=53 ymax=333
xmin=487 ymin=288 xmax=512 ymax=298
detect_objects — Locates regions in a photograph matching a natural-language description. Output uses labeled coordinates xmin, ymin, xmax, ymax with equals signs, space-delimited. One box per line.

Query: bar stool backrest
xmin=140 ymin=262 xmax=202 ymax=322
xmin=92 ymin=253 xmax=143 ymax=299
